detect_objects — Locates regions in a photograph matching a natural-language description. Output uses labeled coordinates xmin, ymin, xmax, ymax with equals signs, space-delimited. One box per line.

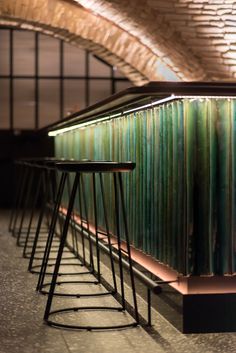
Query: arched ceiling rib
xmin=72 ymin=0 xmax=236 ymax=81
xmin=0 ymin=0 xmax=161 ymax=86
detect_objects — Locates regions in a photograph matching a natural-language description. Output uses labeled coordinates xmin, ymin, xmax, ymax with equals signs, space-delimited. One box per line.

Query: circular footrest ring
xmin=30 ymin=263 xmax=91 ymax=276
xmin=40 ymin=280 xmax=113 ymax=297
xmin=24 ymin=251 xmax=73 ymax=260
xmin=45 ymin=306 xmax=138 ymax=330
xmin=30 ymin=254 xmax=76 ymax=261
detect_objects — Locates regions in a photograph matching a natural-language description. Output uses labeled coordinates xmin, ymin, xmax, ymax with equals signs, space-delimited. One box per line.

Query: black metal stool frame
xmin=43 ymin=161 xmax=139 ymax=330
xmin=37 ymin=170 xmax=102 ymax=296
xmin=27 ymin=162 xmax=78 ymax=275
xmin=9 ymin=160 xmax=25 ymax=234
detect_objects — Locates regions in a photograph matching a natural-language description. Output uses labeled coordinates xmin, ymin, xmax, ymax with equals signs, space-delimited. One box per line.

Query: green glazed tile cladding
xmin=54 ymin=98 xmax=236 ymax=276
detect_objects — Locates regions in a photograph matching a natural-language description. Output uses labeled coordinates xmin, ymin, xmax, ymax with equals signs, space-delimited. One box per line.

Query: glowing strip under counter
xmin=48 ymin=113 xmax=122 ymax=136
xmin=59 ymin=206 xmax=236 ymax=295
xmin=48 ymin=94 xmax=236 ymax=137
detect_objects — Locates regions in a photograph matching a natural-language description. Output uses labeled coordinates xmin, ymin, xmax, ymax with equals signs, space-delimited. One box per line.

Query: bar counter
xmin=46 ymin=82 xmax=236 ymax=332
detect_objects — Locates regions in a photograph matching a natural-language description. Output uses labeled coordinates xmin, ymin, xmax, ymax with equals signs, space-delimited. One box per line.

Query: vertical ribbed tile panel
xmin=54 ymin=98 xmax=236 ymax=275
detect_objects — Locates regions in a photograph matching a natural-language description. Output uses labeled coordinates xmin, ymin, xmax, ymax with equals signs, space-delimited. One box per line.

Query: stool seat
xmin=44 ymin=158 xmax=67 ymax=169
xmin=34 ymin=158 xmax=62 ymax=167
xmin=56 ymin=161 xmax=135 ymax=173
xmin=22 ymin=158 xmax=51 ymax=167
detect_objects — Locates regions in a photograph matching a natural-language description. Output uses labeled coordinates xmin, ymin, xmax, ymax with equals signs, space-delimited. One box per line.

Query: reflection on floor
xmin=0 ymin=210 xmax=236 ymax=353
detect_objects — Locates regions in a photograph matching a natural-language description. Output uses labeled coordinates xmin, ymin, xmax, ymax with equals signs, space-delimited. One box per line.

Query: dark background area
xmin=0 ymin=130 xmax=53 ymax=207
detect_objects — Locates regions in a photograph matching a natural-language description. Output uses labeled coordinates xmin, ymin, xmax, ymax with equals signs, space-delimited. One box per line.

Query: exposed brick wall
xmin=1 ymin=0 xmax=236 ymax=82
xmin=73 ymin=0 xmax=236 ymax=81
xmin=73 ymin=0 xmax=207 ymax=80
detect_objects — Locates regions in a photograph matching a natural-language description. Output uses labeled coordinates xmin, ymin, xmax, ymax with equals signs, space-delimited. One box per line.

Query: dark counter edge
xmin=42 ymin=81 xmax=236 ymax=134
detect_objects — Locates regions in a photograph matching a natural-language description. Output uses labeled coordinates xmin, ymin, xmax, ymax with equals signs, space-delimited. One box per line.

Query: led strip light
xmin=48 ymin=113 xmax=122 ymax=136
xmin=48 ymin=94 xmax=236 ymax=136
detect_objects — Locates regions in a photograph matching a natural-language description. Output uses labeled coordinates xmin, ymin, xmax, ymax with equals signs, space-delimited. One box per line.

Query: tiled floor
xmin=1 ymin=210 xmax=236 ymax=353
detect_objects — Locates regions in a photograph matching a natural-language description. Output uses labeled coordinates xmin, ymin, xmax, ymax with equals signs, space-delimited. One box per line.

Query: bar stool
xmin=12 ymin=159 xmax=50 ymax=248
xmin=10 ymin=159 xmax=37 ymax=241
xmin=24 ymin=159 xmax=82 ymax=276
xmin=36 ymin=160 xmax=98 ymax=294
xmin=9 ymin=159 xmax=26 ymax=234
xmin=10 ymin=158 xmax=78 ymax=275
xmin=11 ymin=158 xmax=56 ymax=254
xmin=22 ymin=158 xmax=54 ymax=259
xmin=42 ymin=160 xmax=139 ymax=330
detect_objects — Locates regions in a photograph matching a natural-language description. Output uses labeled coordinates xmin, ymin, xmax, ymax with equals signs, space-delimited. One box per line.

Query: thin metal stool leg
xmin=113 ymin=173 xmax=126 ymax=310
xmin=81 ymin=174 xmax=94 ymax=272
xmin=28 ymin=168 xmax=50 ymax=272
xmin=12 ymin=163 xmax=29 ymax=237
xmin=23 ymin=167 xmax=43 ymax=258
xmin=118 ymin=172 xmax=139 ymax=323
xmin=16 ymin=164 xmax=34 ymax=246
xmin=77 ymin=174 xmax=87 ymax=265
xmin=44 ymin=172 xmax=79 ymax=321
xmin=36 ymin=172 xmax=67 ymax=291
xmin=66 ymin=173 xmax=77 ymax=254
xmin=9 ymin=162 xmax=23 ymax=233
xmin=99 ymin=172 xmax=117 ymax=293
xmin=92 ymin=173 xmax=101 ymax=281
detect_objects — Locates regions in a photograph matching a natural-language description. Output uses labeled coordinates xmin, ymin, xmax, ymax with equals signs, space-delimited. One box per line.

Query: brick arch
xmin=0 ymin=0 xmax=166 ymax=86
xmin=72 ymin=0 xmax=208 ymax=81
xmin=73 ymin=0 xmax=236 ymax=82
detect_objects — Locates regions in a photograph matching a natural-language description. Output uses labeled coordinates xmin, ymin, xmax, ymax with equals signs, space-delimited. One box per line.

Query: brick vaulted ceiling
xmin=0 ymin=0 xmax=236 ymax=85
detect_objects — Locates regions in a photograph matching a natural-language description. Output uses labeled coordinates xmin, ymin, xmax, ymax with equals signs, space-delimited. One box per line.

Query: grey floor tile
xmin=1 ymin=210 xmax=236 ymax=353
